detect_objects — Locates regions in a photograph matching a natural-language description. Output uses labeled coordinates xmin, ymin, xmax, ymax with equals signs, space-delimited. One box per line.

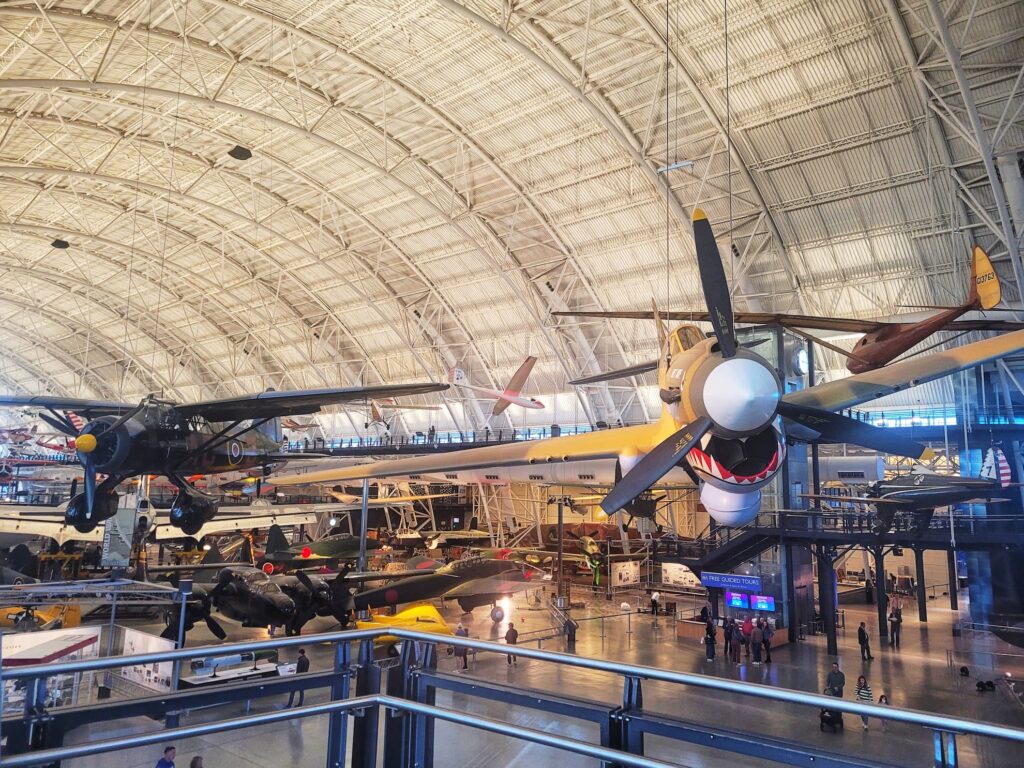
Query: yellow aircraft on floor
xmin=356 ymin=604 xmax=453 ymax=654
xmin=273 ymin=212 xmax=1024 ymax=527
xmin=0 ymin=603 xmax=81 ymax=631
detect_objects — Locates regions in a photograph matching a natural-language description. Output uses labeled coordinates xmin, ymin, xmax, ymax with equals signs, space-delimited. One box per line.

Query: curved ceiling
xmin=0 ymin=0 xmax=1020 ymax=431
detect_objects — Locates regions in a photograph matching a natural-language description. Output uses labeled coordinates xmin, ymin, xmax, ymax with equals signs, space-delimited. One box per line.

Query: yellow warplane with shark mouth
xmin=274 ymin=212 xmax=1024 ymax=527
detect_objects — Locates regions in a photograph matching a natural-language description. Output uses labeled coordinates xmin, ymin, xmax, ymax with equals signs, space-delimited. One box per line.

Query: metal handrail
xmin=4 ymin=626 xmax=1024 ymax=743
xmin=0 ymin=693 xmax=679 ymax=768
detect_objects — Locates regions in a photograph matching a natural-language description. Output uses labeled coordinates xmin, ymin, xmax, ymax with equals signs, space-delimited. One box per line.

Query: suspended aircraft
xmin=257 ymin=523 xmax=383 ymax=570
xmin=803 ymin=448 xmax=1015 ymax=533
xmin=556 ymin=245 xmax=1015 ymax=377
xmin=449 ymin=357 xmax=544 ymax=417
xmin=0 ymin=382 xmax=447 ymax=537
xmin=274 ymin=212 xmax=1024 ymax=526
xmin=364 ymin=398 xmax=443 ymax=431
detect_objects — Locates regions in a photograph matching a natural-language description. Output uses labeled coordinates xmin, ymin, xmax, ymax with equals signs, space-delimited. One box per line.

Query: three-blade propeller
xmin=692 ymin=209 xmax=737 ymax=358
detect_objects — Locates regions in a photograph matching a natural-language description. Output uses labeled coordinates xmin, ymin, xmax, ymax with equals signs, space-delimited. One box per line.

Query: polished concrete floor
xmin=55 ymin=586 xmax=1024 ymax=768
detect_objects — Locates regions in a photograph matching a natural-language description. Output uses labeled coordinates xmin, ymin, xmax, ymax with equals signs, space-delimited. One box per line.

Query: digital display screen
xmin=726 ymin=591 xmax=749 ymax=609
xmin=753 ymin=595 xmax=775 ymax=611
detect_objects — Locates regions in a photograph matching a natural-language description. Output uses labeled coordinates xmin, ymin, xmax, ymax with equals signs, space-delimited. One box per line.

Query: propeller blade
xmin=84 ymin=457 xmax=96 ymax=520
xmin=778 ymin=402 xmax=932 ymax=459
xmin=159 ymin=624 xmax=178 ymax=641
xmin=692 ymin=209 xmax=736 ymax=357
xmin=104 ymin=399 xmax=147 ymax=434
xmin=205 ymin=614 xmax=228 ymax=640
xmin=296 ymin=571 xmax=314 ymax=590
xmin=569 ymin=360 xmax=658 ymax=386
xmin=601 ymin=416 xmax=712 ymax=515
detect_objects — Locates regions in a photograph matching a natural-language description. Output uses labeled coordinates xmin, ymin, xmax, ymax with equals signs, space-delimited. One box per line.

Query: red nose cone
xmin=301 ymin=547 xmax=312 ymax=558
xmin=262 ymin=563 xmax=274 ymax=575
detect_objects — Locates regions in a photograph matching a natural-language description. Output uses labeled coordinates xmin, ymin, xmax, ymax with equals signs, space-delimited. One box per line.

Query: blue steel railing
xmin=2 ymin=626 xmax=1023 ymax=767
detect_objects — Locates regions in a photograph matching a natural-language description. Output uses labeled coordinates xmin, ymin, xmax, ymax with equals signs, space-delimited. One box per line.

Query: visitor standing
xmin=762 ymin=620 xmax=774 ymax=664
xmin=155 ymin=747 xmax=176 ymax=768
xmin=825 ymin=662 xmax=846 ymax=697
xmin=856 ymin=676 xmax=874 ymax=729
xmin=650 ymin=590 xmax=661 ymax=616
xmin=723 ymin=618 xmax=734 ymax=659
xmin=858 ymin=621 xmax=874 ymax=660
xmin=505 ymin=622 xmax=519 ymax=665
xmin=454 ymin=622 xmax=469 ymax=670
xmin=750 ymin=620 xmax=764 ymax=665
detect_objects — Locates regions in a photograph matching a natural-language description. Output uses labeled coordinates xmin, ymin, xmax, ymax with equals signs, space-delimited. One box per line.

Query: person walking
xmin=730 ymin=622 xmax=742 ymax=663
xmin=723 ymin=618 xmax=734 ymax=659
xmin=888 ymin=607 xmax=902 ymax=649
xmin=878 ymin=693 xmax=890 ymax=731
xmin=750 ymin=620 xmax=764 ymax=664
xmin=741 ymin=615 xmax=753 ymax=658
xmin=650 ymin=590 xmax=661 ymax=616
xmin=825 ymin=662 xmax=846 ymax=697
xmin=858 ymin=621 xmax=874 ymax=660
xmin=703 ymin=620 xmax=717 ymax=661
xmin=505 ymin=622 xmax=519 ymax=665
xmin=856 ymin=675 xmax=874 ymax=729
xmin=762 ymin=620 xmax=774 ymax=664
xmin=287 ymin=649 xmax=310 ymax=707
xmin=454 ymin=622 xmax=469 ymax=670
xmin=189 ymin=759 xmax=203 ymax=768
xmin=156 ymin=747 xmax=176 ymax=768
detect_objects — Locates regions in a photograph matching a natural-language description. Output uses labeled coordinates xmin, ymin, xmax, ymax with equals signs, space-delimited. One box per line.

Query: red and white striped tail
xmin=981 ymin=447 xmax=1012 ymax=488
xmin=67 ymin=411 xmax=85 ymax=432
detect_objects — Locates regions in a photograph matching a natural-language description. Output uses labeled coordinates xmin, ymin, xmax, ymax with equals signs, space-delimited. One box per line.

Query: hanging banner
xmin=700 ymin=571 xmax=762 ymax=592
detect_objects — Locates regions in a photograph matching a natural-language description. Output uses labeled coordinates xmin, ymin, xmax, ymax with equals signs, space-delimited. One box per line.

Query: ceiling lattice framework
xmin=0 ymin=0 xmax=1019 ymax=430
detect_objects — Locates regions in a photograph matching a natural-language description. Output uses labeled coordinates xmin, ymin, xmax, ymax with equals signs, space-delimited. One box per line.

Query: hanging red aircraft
xmin=554 ymin=245 xmax=1017 ymax=379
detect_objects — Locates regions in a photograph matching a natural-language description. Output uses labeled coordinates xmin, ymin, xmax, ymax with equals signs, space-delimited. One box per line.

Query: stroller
xmin=819 ymin=688 xmax=844 ymax=732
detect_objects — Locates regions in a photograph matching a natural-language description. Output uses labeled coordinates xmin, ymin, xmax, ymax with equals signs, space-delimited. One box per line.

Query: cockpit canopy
xmin=668 ymin=325 xmax=705 ymax=357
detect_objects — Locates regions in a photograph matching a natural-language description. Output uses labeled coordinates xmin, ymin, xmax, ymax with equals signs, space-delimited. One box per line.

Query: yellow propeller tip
xmin=76 ymin=433 xmax=97 ymax=453
xmin=692 ymin=208 xmax=707 ymax=222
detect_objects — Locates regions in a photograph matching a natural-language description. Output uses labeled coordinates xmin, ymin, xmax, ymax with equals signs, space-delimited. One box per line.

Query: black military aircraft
xmin=332 ymin=556 xmax=550 ymax=624
xmin=804 ymin=462 xmax=1012 ymax=533
xmin=0 ymin=382 xmax=445 ymax=536
xmin=162 ymin=547 xmax=335 ymax=638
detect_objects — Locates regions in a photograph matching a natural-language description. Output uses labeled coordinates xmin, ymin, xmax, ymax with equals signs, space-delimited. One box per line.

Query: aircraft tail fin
xmin=193 ymin=542 xmax=224 ymax=582
xmin=652 ymin=298 xmax=668 ymax=349
xmin=503 ymin=356 xmax=537 ymax=397
xmin=980 ymin=447 xmax=1012 ymax=488
xmin=266 ymin=523 xmax=290 ymax=555
xmin=969 ymin=245 xmax=1001 ymax=310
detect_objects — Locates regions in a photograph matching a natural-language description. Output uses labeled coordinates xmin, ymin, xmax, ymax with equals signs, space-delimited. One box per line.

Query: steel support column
xmin=351 ymin=640 xmax=381 ymax=768
xmin=874 ymin=547 xmax=889 ymax=643
xmin=816 ymin=545 xmax=839 ymax=656
xmin=915 ymin=547 xmax=929 ymax=623
xmin=947 ymin=549 xmax=959 ymax=611
xmin=325 ymin=641 xmax=352 ymax=768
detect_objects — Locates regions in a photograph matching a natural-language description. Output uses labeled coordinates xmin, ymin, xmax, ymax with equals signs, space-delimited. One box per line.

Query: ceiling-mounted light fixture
xmin=51 ymin=239 xmax=70 ymax=249
xmin=228 ymin=145 xmax=253 ymax=161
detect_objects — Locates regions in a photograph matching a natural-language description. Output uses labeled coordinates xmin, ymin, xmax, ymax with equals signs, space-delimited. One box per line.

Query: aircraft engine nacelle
xmin=699 ymin=484 xmax=763 ymax=527
xmin=169 ymin=493 xmax=218 ymax=536
xmin=78 ymin=415 xmax=145 ymax=473
xmin=686 ymin=419 xmax=785 ymax=526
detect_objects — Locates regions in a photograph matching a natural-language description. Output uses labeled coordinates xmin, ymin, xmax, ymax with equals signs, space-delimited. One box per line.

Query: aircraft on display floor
xmin=803 ymin=449 xmax=1015 ymax=533
xmin=331 ymin=556 xmax=551 ymax=624
xmin=355 ymin=604 xmax=452 ymax=655
xmin=449 ymin=357 xmax=544 ymax=417
xmin=274 ymin=212 xmax=1024 ymax=527
xmin=556 ymin=245 xmax=1015 ymax=377
xmin=0 ymin=381 xmax=447 ymax=536
xmin=161 ymin=547 xmax=336 ymax=638
xmin=256 ymin=523 xmax=382 ymax=570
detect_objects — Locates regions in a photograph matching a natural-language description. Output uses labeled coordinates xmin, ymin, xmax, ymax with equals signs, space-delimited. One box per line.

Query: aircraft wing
xmin=0 ymin=395 xmax=136 ymax=416
xmin=554 ymin=310 xmax=888 ymax=334
xmin=0 ymin=513 xmax=104 ymax=544
xmin=151 ymin=509 xmax=320 ymax=541
xmin=784 ymin=329 xmax=1024 ymax=412
xmin=173 ymin=383 xmax=448 ymax=421
xmin=271 ymin=423 xmax=660 ymax=485
xmin=946 ymin=319 xmax=1024 ymax=331
xmin=441 ymin=572 xmax=550 ymax=598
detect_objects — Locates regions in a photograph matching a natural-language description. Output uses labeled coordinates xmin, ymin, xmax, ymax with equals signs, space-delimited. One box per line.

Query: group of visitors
xmin=155 ymin=746 xmax=202 ymax=768
xmin=824 ymin=661 xmax=891 ymax=731
xmin=715 ymin=616 xmax=774 ymax=665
